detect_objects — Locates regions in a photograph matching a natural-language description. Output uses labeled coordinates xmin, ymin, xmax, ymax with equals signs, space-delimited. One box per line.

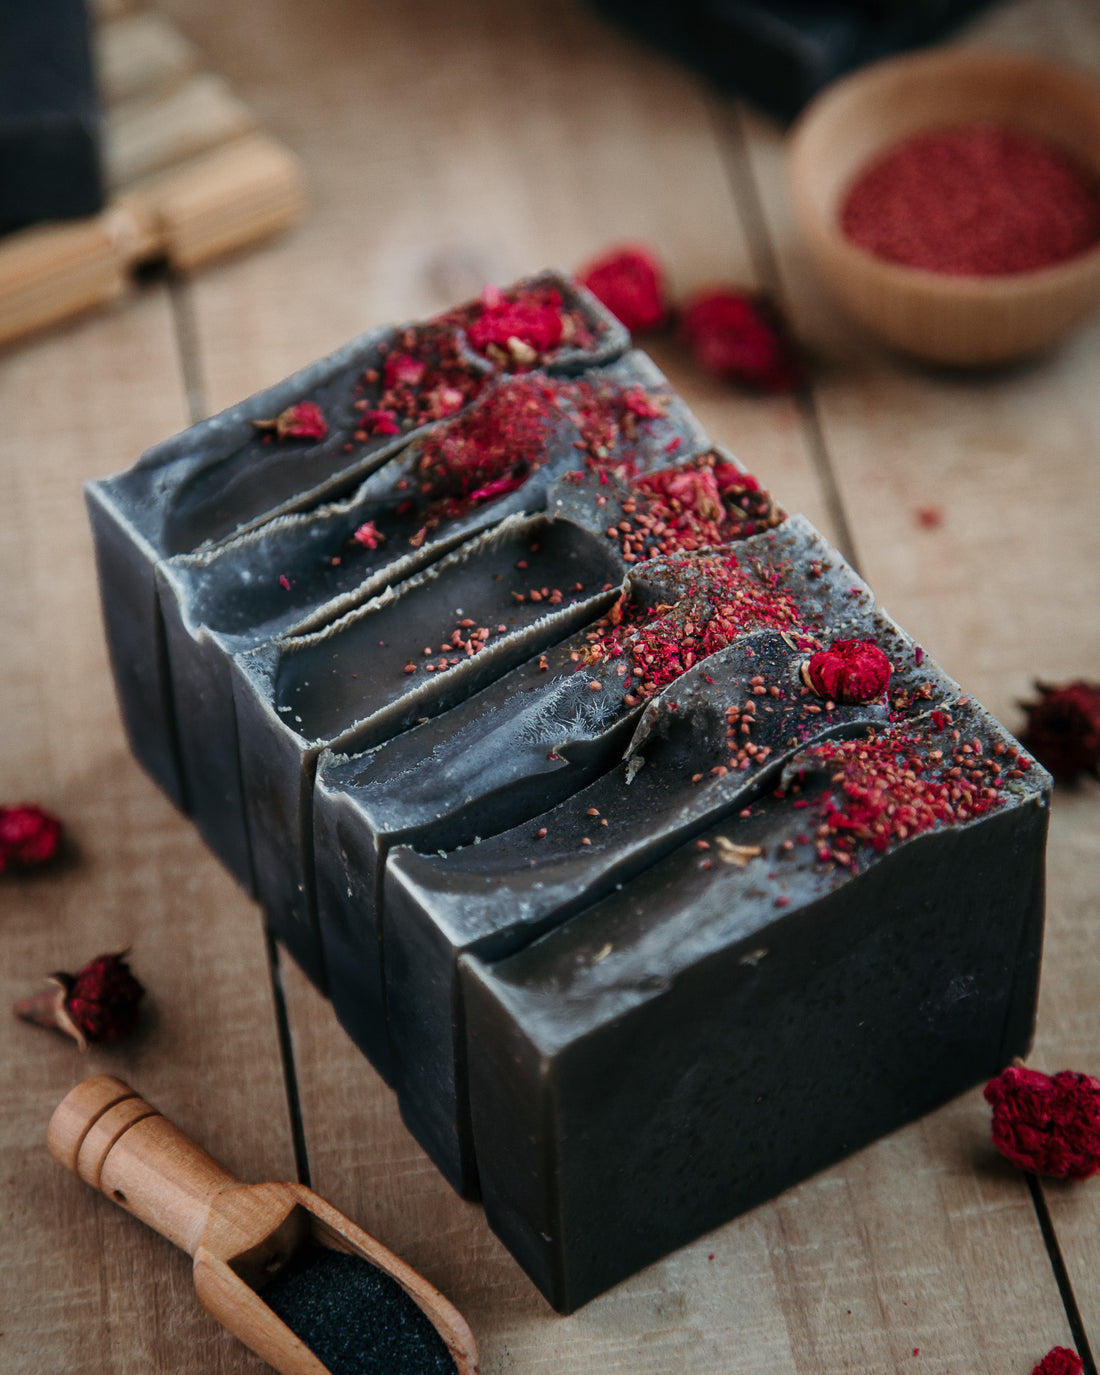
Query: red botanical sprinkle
xmin=680 ymin=289 xmax=802 ymax=392
xmin=0 ymin=804 xmax=62 ymax=871
xmin=1033 ymin=1348 xmax=1085 ymax=1375
xmin=254 ymin=401 xmax=329 ymax=442
xmin=578 ymin=245 xmax=668 ymax=333
xmin=803 ymin=639 xmax=892 ymax=704
xmin=916 ymin=505 xmax=944 ymax=528
xmin=1020 ymin=680 xmax=1100 ymax=782
xmin=350 ymin=520 xmax=385 ymax=550
xmin=358 ymin=407 xmax=402 ymax=437
xmin=984 ymin=1065 xmax=1100 ymax=1180
xmin=841 ymin=123 xmax=1100 ymax=275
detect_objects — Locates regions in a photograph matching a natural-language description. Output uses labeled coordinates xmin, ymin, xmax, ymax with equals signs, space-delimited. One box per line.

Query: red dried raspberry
xmin=578 ymin=245 xmax=668 ymax=333
xmin=984 ymin=1065 xmax=1100 ymax=1180
xmin=466 ymin=285 xmax=564 ymax=358
xmin=0 ymin=804 xmax=62 ymax=870
xmin=1020 ymin=680 xmax=1100 ymax=782
xmin=802 ymin=640 xmax=892 ymax=704
xmin=680 ymin=289 xmax=802 ymax=392
xmin=1033 ymin=1347 xmax=1084 ymax=1375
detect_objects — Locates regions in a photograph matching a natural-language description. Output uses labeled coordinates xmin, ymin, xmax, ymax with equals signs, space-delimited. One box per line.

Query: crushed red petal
xmin=680 ymin=289 xmax=802 ymax=392
xmin=1020 ymin=680 xmax=1100 ymax=782
xmin=787 ymin=728 xmax=1005 ymax=863
xmin=276 ymin=401 xmax=328 ymax=441
xmin=350 ymin=520 xmax=385 ymax=550
xmin=64 ymin=953 xmax=145 ymax=1044
xmin=0 ymin=804 xmax=62 ymax=869
xmin=578 ymin=245 xmax=668 ymax=333
xmin=805 ymin=639 xmax=892 ymax=704
xmin=984 ymin=1065 xmax=1100 ymax=1180
xmin=359 ymin=408 xmax=403 ymax=437
xmin=1033 ymin=1348 xmax=1085 ymax=1375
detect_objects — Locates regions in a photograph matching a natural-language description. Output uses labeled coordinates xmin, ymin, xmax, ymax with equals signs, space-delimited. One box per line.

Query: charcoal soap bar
xmin=87 ymin=271 xmax=1051 ymax=1313
xmin=0 ymin=0 xmax=103 ymax=228
xmin=463 ymin=694 xmax=1049 ymax=1310
xmin=85 ymin=271 xmax=626 ymax=808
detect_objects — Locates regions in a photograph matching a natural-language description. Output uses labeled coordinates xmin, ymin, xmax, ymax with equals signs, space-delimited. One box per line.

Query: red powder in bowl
xmin=841 ymin=122 xmax=1100 ymax=275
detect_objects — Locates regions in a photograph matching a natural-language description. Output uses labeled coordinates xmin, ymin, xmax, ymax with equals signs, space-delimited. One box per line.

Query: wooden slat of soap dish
xmin=0 ymin=5 xmax=305 ymax=351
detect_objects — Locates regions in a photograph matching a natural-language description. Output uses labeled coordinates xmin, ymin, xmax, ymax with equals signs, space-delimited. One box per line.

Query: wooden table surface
xmin=3 ymin=1 xmax=1100 ymax=1371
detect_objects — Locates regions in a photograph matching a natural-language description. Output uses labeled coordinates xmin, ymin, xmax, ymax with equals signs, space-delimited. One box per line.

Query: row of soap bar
xmin=87 ymin=272 xmax=1050 ymax=1311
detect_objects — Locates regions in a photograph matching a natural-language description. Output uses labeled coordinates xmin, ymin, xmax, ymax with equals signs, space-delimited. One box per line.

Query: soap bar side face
xmin=464 ymin=789 xmax=1049 ymax=1311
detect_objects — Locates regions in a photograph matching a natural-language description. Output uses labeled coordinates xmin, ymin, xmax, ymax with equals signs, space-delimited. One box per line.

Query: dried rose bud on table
xmin=680 ymin=288 xmax=803 ymax=393
xmin=577 ymin=245 xmax=668 ymax=334
xmin=0 ymin=804 xmax=62 ymax=871
xmin=14 ymin=952 xmax=145 ymax=1051
xmin=1020 ymin=680 xmax=1100 ymax=782
xmin=984 ymin=1064 xmax=1100 ymax=1180
xmin=1033 ymin=1347 xmax=1084 ymax=1375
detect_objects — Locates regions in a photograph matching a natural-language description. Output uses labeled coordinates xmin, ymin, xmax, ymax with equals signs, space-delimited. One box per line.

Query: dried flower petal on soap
xmin=984 ymin=1065 xmax=1100 ymax=1180
xmin=1033 ymin=1348 xmax=1084 ymax=1375
xmin=680 ymin=289 xmax=803 ymax=393
xmin=253 ymin=401 xmax=328 ymax=442
xmin=0 ymin=803 xmax=62 ymax=871
xmin=14 ymin=952 xmax=145 ymax=1051
xmin=578 ymin=245 xmax=668 ymax=333
xmin=803 ymin=640 xmax=892 ymax=704
xmin=1020 ymin=680 xmax=1100 ymax=782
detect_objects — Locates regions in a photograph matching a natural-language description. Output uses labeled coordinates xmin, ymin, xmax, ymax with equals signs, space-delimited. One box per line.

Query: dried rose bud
xmin=680 ymin=288 xmax=802 ymax=393
xmin=578 ymin=245 xmax=668 ymax=334
xmin=0 ymin=803 xmax=62 ymax=871
xmin=1020 ymin=680 xmax=1100 ymax=782
xmin=1033 ymin=1348 xmax=1084 ymax=1375
xmin=253 ymin=401 xmax=328 ymax=442
xmin=14 ymin=952 xmax=145 ymax=1051
xmin=801 ymin=640 xmax=892 ymax=704
xmin=984 ymin=1065 xmax=1100 ymax=1180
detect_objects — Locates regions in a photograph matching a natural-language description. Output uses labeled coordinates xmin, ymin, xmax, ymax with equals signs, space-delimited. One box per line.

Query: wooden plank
xmin=104 ymin=72 xmax=258 ymax=189
xmin=96 ymin=11 xmax=202 ymax=108
xmin=0 ymin=214 xmax=129 ymax=349
xmin=158 ymin=0 xmax=1080 ymax=1369
xmin=0 ymin=294 xmax=294 ymax=1374
xmin=741 ymin=0 xmax=1100 ymax=1361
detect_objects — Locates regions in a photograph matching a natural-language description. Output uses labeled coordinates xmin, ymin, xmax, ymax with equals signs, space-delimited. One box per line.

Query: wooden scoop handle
xmin=48 ymin=1074 xmax=242 ymax=1256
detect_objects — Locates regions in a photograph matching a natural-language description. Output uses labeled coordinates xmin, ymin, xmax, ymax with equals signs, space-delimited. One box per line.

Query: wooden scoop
xmin=48 ymin=1075 xmax=478 ymax=1375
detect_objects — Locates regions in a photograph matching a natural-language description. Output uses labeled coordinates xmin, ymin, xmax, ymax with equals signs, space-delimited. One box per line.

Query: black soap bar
xmin=588 ymin=0 xmax=995 ymax=122
xmin=155 ymin=353 xmax=700 ymax=890
xmin=85 ymin=272 xmax=626 ymax=808
xmin=86 ymin=273 xmax=1051 ymax=1314
xmin=463 ymin=693 xmax=1049 ymax=1310
xmin=232 ymin=513 xmax=625 ymax=983
xmin=0 ymin=0 xmax=103 ymax=228
xmin=312 ymin=447 xmax=784 ymax=1079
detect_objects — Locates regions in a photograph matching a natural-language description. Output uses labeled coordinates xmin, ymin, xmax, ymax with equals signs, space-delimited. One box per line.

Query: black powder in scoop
xmin=261 ymin=1242 xmax=457 ymax=1375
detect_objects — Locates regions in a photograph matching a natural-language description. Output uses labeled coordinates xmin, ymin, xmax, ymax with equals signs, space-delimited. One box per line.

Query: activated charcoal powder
xmin=261 ymin=1242 xmax=457 ymax=1375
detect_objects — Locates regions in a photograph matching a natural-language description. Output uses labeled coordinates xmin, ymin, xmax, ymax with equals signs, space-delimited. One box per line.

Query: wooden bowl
xmin=788 ymin=49 xmax=1100 ymax=366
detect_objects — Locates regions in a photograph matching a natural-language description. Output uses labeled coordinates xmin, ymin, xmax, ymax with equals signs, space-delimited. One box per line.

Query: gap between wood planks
xmin=707 ymin=95 xmax=862 ymax=575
